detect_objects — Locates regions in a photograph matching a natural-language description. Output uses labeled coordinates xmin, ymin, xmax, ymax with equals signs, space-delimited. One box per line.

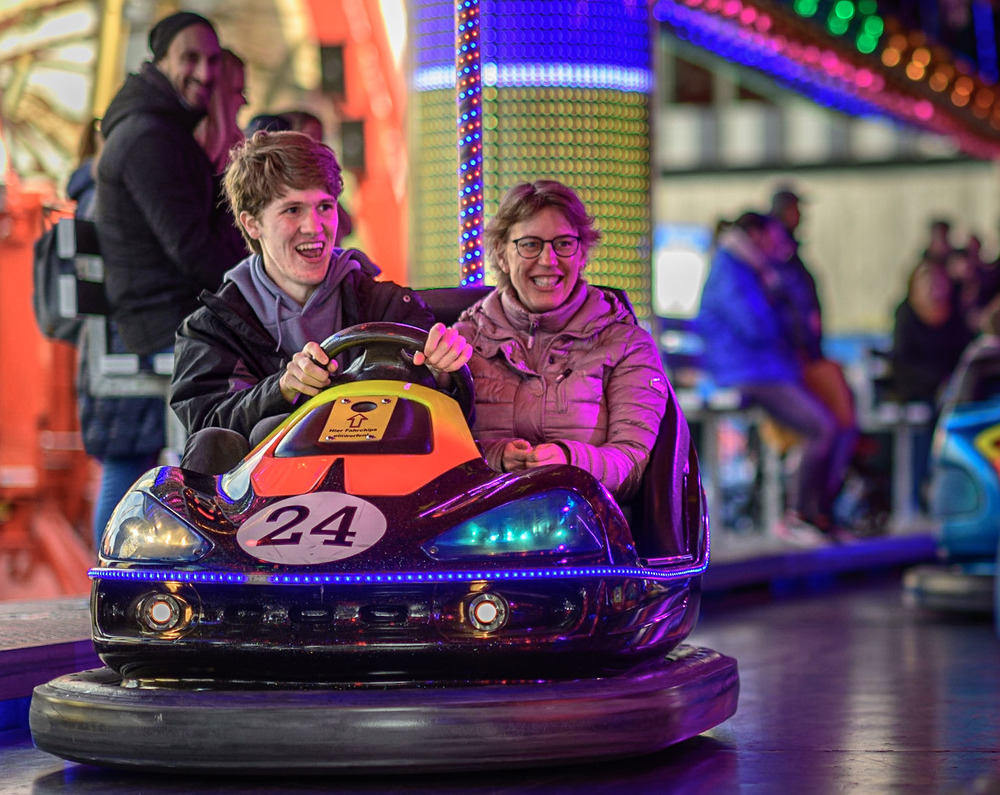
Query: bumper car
xmin=30 ymin=321 xmax=739 ymax=773
xmin=903 ymin=337 xmax=999 ymax=623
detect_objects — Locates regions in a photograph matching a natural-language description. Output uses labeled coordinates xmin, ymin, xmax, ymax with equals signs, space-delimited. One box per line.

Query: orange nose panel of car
xmin=250 ymin=382 xmax=481 ymax=498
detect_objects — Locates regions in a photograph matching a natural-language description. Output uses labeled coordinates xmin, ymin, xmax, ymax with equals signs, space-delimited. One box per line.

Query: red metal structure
xmin=305 ymin=0 xmax=408 ymax=286
xmin=0 ymin=179 xmax=92 ymax=600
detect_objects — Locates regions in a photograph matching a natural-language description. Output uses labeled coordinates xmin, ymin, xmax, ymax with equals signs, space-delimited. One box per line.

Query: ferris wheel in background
xmin=0 ymin=0 xmax=99 ymax=188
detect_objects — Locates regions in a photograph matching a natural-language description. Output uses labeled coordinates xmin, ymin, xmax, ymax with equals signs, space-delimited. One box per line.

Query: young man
xmin=170 ymin=131 xmax=471 ymax=473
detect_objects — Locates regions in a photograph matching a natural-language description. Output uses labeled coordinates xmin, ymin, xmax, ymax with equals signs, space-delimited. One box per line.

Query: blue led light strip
xmin=88 ymin=562 xmax=708 ymax=585
xmin=456 ymin=0 xmax=485 ymax=285
xmin=415 ymin=63 xmax=653 ymax=92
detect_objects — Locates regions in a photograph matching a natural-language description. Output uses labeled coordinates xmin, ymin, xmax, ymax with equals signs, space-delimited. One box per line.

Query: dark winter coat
xmin=71 ymin=160 xmax=165 ymax=459
xmin=96 ymin=63 xmax=247 ymax=355
xmin=170 ymin=254 xmax=436 ymax=437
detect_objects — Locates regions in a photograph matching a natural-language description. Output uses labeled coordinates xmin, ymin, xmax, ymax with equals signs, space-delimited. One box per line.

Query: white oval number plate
xmin=237 ymin=493 xmax=387 ymax=565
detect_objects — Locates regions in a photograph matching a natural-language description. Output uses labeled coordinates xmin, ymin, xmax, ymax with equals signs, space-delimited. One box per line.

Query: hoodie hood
xmin=100 ymin=62 xmax=205 ymax=140
xmin=225 ymin=248 xmax=379 ymax=359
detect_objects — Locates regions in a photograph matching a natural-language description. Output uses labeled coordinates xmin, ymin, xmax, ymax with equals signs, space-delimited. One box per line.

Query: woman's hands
xmin=413 ymin=323 xmax=473 ymax=386
xmin=501 ymin=439 xmax=568 ymax=472
xmin=413 ymin=323 xmax=473 ymax=372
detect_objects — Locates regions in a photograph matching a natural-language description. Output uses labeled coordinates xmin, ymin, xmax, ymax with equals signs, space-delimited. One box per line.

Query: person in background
xmin=892 ymin=258 xmax=974 ymax=405
xmin=195 ymin=48 xmax=247 ymax=174
xmin=95 ymin=10 xmax=246 ymax=357
xmin=452 ymin=180 xmax=669 ymax=502
xmin=698 ymin=212 xmax=853 ymax=544
xmin=68 ymin=120 xmax=164 ymax=549
xmin=244 ymin=113 xmax=292 ymax=136
xmin=283 ymin=109 xmax=324 ymax=142
xmin=769 ymin=188 xmax=859 ymax=530
xmin=891 ymin=257 xmax=975 ymax=511
xmin=923 ymin=218 xmax=954 ymax=266
xmin=66 ymin=118 xmax=101 ymax=218
xmin=170 ymin=131 xmax=471 ymax=474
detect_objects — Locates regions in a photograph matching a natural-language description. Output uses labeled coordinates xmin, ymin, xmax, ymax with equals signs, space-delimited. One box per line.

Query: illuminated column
xmin=456 ymin=0 xmax=484 ymax=285
xmin=411 ymin=0 xmax=654 ymax=317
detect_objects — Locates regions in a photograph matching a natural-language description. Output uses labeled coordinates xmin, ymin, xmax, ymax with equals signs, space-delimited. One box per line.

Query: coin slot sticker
xmin=319 ymin=396 xmax=397 ymax=442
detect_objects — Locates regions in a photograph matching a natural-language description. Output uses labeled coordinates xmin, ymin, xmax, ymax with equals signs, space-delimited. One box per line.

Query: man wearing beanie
xmin=95 ymin=10 xmax=247 ymax=357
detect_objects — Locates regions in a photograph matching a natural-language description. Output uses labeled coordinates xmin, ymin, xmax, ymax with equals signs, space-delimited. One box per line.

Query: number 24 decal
xmin=256 ymin=505 xmax=358 ymax=548
xmin=237 ymin=494 xmax=388 ymax=564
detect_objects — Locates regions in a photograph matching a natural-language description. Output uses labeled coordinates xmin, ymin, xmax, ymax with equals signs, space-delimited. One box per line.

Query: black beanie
xmin=149 ymin=11 xmax=215 ymax=61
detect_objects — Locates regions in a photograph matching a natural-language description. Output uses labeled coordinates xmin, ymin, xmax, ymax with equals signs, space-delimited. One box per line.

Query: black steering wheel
xmin=320 ymin=322 xmax=475 ymax=421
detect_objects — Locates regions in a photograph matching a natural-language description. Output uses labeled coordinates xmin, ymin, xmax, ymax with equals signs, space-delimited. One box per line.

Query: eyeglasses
xmin=511 ymin=235 xmax=581 ymax=259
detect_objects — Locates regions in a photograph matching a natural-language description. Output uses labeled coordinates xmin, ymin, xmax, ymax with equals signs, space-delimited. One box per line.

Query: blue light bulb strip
xmin=88 ymin=560 xmax=709 ymax=586
xmin=456 ymin=0 xmax=485 ymax=285
xmin=87 ymin=569 xmax=250 ymax=584
xmin=416 ymin=63 xmax=653 ymax=92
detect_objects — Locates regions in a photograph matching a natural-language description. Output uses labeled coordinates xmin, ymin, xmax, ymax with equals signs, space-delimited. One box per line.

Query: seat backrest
xmin=623 ymin=379 xmax=701 ymax=562
xmin=417 ymin=285 xmax=493 ymax=326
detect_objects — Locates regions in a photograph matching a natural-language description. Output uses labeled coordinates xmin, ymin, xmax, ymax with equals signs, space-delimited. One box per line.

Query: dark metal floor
xmin=2 ymin=571 xmax=998 ymax=794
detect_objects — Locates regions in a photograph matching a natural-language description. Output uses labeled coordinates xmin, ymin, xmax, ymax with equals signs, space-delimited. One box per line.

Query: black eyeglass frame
xmin=510 ymin=235 xmax=582 ymax=259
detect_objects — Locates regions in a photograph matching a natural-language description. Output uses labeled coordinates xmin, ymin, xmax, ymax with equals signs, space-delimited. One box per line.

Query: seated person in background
xmin=452 ymin=180 xmax=669 ymax=502
xmin=170 ymin=131 xmax=471 ymax=474
xmin=891 ymin=258 xmax=974 ymax=405
xmin=697 ymin=212 xmax=852 ymax=541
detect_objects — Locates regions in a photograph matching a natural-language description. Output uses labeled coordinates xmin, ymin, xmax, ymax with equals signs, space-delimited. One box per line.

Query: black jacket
xmin=170 ymin=267 xmax=436 ymax=437
xmin=96 ymin=63 xmax=247 ymax=355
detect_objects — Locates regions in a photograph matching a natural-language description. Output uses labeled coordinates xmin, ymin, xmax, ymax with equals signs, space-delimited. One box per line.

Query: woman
xmin=892 ymin=258 xmax=974 ymax=405
xmin=194 ymin=48 xmax=246 ymax=173
xmin=453 ymin=180 xmax=669 ymax=501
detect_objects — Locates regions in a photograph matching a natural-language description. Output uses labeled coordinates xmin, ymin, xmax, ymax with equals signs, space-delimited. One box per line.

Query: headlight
xmin=422 ymin=490 xmax=604 ymax=561
xmin=101 ymin=491 xmax=213 ymax=562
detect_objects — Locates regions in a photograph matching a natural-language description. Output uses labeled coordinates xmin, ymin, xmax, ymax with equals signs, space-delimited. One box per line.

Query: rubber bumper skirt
xmin=29 ymin=644 xmax=739 ymax=773
xmin=903 ymin=564 xmax=996 ymax=614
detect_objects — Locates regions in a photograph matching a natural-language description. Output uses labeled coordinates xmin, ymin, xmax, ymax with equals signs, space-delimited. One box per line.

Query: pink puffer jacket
xmin=453 ymin=281 xmax=670 ymax=500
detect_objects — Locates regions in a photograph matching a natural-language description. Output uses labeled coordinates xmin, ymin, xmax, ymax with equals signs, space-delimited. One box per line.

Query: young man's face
xmin=157 ymin=24 xmax=221 ymax=111
xmin=240 ymin=186 xmax=341 ymax=306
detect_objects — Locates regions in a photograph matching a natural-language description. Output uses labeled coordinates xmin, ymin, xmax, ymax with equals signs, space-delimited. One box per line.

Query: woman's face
xmin=498 ymin=206 xmax=586 ymax=314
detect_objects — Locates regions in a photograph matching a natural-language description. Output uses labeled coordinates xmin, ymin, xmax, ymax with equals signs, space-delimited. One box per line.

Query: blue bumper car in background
xmin=903 ymin=337 xmax=1000 ymax=630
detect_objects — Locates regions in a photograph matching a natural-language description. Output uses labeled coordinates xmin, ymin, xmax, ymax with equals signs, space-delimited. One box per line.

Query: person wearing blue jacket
xmin=697 ymin=212 xmax=850 ymax=543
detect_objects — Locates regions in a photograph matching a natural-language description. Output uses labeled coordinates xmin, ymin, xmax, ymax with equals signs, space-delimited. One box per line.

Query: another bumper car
xmin=903 ymin=337 xmax=1000 ymax=624
xmin=30 ymin=322 xmax=738 ymax=773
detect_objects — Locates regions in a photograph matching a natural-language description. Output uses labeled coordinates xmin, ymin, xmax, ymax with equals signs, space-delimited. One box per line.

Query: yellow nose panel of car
xmin=250 ymin=381 xmax=481 ymax=498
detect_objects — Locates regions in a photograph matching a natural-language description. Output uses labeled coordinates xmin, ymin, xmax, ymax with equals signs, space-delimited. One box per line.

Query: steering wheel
xmin=320 ymin=322 xmax=475 ymax=421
